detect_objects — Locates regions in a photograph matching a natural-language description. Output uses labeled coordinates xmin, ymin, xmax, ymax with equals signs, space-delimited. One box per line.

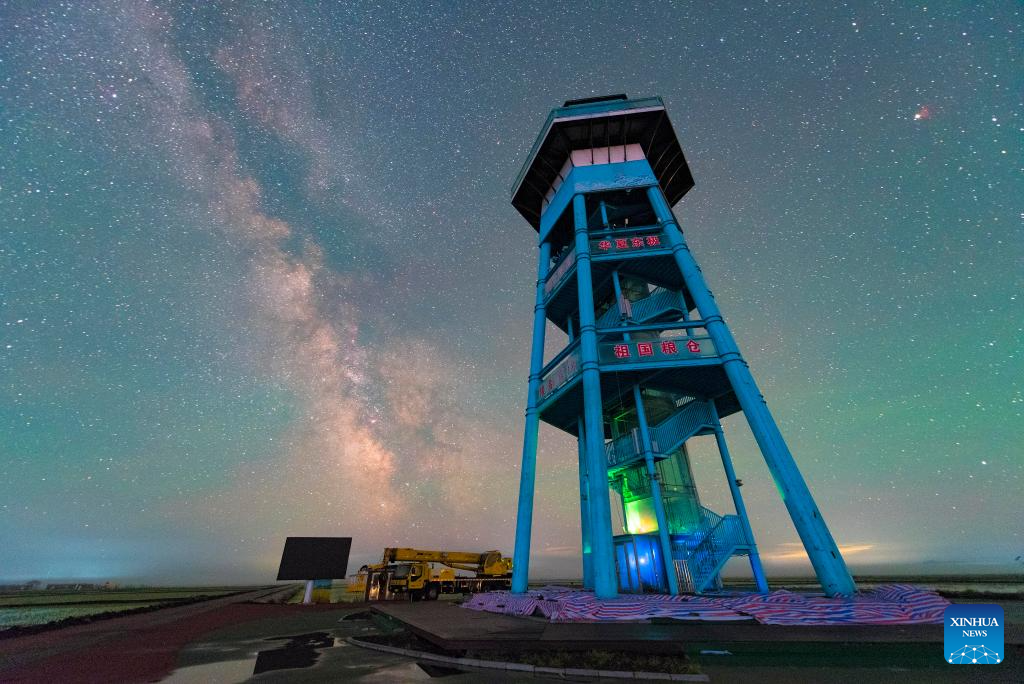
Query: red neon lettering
xmin=637 ymin=342 xmax=654 ymax=357
xmin=613 ymin=344 xmax=631 ymax=359
xmin=686 ymin=339 xmax=701 ymax=353
xmin=598 ymin=240 xmax=612 ymax=251
xmin=660 ymin=341 xmax=678 ymax=355
xmin=645 ymin=235 xmax=661 ymax=246
xmin=614 ymin=238 xmax=629 ymax=249
xmin=631 ymin=237 xmax=644 ymax=248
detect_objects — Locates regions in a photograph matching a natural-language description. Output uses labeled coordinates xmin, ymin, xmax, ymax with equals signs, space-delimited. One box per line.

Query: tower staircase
xmin=674 ymin=506 xmax=751 ymax=594
xmin=606 ymin=398 xmax=712 ymax=469
xmin=596 ymin=286 xmax=686 ymax=331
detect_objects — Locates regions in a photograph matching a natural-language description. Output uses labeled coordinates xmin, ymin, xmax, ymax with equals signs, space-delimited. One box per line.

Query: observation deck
xmin=543 ymin=225 xmax=696 ymax=333
xmin=535 ymin=331 xmax=740 ymax=436
xmin=512 ymin=95 xmax=694 ymax=228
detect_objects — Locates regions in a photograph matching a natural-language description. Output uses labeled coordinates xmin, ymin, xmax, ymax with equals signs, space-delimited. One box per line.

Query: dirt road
xmin=0 ymin=585 xmax=306 ymax=683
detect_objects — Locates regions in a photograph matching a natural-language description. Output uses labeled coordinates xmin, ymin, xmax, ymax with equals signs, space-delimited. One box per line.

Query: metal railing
xmin=630 ymin=288 xmax=682 ymax=324
xmin=595 ymin=287 xmax=683 ymax=330
xmin=605 ymin=429 xmax=660 ymax=469
xmin=650 ymin=400 xmax=712 ymax=456
xmin=604 ymin=399 xmax=711 ymax=469
xmin=543 ymin=247 xmax=576 ymax=298
xmin=536 ymin=347 xmax=581 ymax=403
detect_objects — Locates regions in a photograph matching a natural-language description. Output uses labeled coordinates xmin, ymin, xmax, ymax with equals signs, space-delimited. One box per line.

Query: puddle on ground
xmin=160 ymin=658 xmax=257 ymax=683
xmin=416 ymin=662 xmax=466 ymax=677
xmin=161 ymin=631 xmax=339 ymax=682
xmin=353 ymin=661 xmax=437 ymax=681
xmin=340 ymin=610 xmax=374 ymax=621
xmin=253 ymin=632 xmax=337 ymax=674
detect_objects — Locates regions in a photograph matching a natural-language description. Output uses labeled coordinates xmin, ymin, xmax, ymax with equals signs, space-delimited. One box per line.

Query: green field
xmin=0 ymin=587 xmax=252 ymax=630
xmin=0 ymin=603 xmax=167 ymax=629
xmin=0 ymin=587 xmax=246 ymax=607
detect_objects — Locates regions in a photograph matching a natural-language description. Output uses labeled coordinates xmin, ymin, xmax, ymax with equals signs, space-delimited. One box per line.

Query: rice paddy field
xmin=0 ymin=587 xmax=252 ymax=630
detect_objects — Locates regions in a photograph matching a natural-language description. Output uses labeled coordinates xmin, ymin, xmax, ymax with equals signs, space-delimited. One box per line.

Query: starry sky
xmin=1 ymin=1 xmax=1021 ymax=584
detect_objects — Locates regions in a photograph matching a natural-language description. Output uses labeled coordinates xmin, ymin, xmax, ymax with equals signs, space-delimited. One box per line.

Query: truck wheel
xmin=426 ymin=584 xmax=439 ymax=601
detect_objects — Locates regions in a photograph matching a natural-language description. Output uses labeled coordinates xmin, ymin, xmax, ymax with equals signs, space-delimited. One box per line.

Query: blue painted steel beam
xmin=708 ymin=400 xmax=768 ymax=593
xmin=631 ymin=384 xmax=681 ymax=595
xmin=598 ymin=320 xmax=707 ymax=335
xmin=573 ymin=193 xmax=619 ymax=598
xmin=598 ymin=358 xmax=723 ymax=373
xmin=577 ymin=417 xmax=594 ymax=590
xmin=511 ymin=240 xmax=553 ymax=594
xmin=647 ymin=185 xmax=856 ymax=597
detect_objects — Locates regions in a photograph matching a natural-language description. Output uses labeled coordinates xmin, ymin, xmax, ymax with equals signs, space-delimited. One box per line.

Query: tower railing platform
xmin=536 ymin=344 xmax=741 ymax=435
xmin=536 ymin=334 xmax=731 ymax=435
xmin=542 ymin=226 xmax=688 ymax=333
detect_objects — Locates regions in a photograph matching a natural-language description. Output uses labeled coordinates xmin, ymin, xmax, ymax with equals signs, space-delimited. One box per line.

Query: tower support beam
xmin=573 ymin=193 xmax=618 ymax=599
xmin=709 ymin=400 xmax=768 ymax=593
xmin=577 ymin=417 xmax=594 ymax=589
xmin=647 ymin=185 xmax=856 ymax=597
xmin=632 ymin=384 xmax=681 ymax=595
xmin=511 ymin=240 xmax=552 ymax=594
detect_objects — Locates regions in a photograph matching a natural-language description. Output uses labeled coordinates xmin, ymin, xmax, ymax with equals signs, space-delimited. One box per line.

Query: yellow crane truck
xmin=348 ymin=547 xmax=512 ymax=601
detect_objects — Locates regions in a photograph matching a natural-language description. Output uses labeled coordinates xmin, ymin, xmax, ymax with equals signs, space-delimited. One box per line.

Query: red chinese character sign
xmin=537 ymin=351 xmax=581 ymax=401
xmin=599 ymin=336 xmax=716 ymax=364
xmin=590 ymin=233 xmax=664 ymax=254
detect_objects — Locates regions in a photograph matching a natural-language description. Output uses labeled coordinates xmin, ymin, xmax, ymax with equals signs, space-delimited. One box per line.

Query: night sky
xmin=1 ymin=1 xmax=1020 ymax=584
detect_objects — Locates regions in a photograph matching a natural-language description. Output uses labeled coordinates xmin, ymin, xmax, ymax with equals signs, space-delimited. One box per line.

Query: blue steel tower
xmin=510 ymin=95 xmax=856 ymax=599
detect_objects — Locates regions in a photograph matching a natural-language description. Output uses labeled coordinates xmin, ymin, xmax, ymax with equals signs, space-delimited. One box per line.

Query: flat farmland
xmin=0 ymin=587 xmax=259 ymax=629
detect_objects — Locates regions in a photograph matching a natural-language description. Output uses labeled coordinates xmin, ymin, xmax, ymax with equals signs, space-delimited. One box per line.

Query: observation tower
xmin=510 ymin=95 xmax=856 ymax=598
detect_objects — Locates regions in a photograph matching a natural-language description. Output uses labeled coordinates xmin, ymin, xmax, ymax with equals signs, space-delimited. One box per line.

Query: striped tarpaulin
xmin=461 ymin=584 xmax=949 ymax=625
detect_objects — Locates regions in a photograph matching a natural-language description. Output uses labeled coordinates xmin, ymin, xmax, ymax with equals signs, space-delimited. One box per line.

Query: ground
xmin=0 ymin=587 xmax=1021 ymax=682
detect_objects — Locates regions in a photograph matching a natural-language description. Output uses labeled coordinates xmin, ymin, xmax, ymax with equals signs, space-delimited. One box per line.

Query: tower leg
xmin=632 ymin=384 xmax=681 ymax=595
xmin=648 ymin=186 xmax=856 ymax=597
xmin=511 ymin=240 xmax=552 ymax=594
xmin=573 ymin=193 xmax=618 ymax=599
xmin=709 ymin=400 xmax=768 ymax=593
xmin=577 ymin=417 xmax=594 ymax=589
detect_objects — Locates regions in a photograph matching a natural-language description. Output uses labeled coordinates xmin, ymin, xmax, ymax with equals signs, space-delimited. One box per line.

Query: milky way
xmin=1 ymin=1 xmax=1020 ymax=583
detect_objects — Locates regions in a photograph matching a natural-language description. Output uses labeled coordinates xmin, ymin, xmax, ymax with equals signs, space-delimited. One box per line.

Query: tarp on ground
xmin=461 ymin=584 xmax=949 ymax=625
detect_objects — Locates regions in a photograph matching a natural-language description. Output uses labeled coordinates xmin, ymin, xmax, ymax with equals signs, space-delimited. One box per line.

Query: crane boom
xmin=381 ymin=548 xmax=512 ymax=576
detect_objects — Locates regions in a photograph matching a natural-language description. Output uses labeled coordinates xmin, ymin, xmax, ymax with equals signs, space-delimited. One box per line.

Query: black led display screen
xmin=276 ymin=537 xmax=352 ymax=580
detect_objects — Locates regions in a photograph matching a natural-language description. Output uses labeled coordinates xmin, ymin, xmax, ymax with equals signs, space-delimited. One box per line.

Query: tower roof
xmin=511 ymin=95 xmax=694 ymax=229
